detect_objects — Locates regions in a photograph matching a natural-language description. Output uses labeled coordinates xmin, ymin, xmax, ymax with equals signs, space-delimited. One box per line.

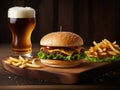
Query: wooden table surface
xmin=0 ymin=44 xmax=120 ymax=89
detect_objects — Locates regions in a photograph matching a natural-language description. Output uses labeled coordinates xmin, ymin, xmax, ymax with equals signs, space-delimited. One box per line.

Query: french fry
xmin=9 ymin=57 xmax=19 ymax=62
xmin=93 ymin=52 xmax=97 ymax=56
xmin=26 ymin=63 xmax=40 ymax=68
xmin=99 ymin=52 xmax=107 ymax=56
xmin=5 ymin=56 xmax=41 ymax=68
xmin=19 ymin=64 xmax=27 ymax=68
xmin=85 ymin=39 xmax=120 ymax=58
xmin=104 ymin=39 xmax=120 ymax=54
xmin=12 ymin=62 xmax=21 ymax=66
xmin=114 ymin=44 xmax=119 ymax=48
xmin=4 ymin=60 xmax=11 ymax=64
xmin=93 ymin=41 xmax=103 ymax=52
xmin=113 ymin=41 xmax=116 ymax=45
xmin=107 ymin=51 xmax=117 ymax=55
xmin=103 ymin=48 xmax=106 ymax=52
xmin=102 ymin=40 xmax=108 ymax=45
xmin=19 ymin=56 xmax=25 ymax=61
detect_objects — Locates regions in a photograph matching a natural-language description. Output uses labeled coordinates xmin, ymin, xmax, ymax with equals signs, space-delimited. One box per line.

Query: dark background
xmin=0 ymin=0 xmax=120 ymax=46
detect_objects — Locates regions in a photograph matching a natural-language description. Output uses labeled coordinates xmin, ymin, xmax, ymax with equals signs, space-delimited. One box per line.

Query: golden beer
xmin=8 ymin=7 xmax=36 ymax=56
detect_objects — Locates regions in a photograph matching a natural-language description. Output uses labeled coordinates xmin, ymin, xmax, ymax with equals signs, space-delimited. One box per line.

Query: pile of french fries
xmin=85 ymin=39 xmax=120 ymax=58
xmin=5 ymin=56 xmax=41 ymax=68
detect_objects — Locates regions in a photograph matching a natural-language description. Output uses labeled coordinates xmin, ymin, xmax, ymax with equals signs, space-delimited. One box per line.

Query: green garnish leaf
xmin=37 ymin=51 xmax=85 ymax=61
xmin=85 ymin=53 xmax=120 ymax=62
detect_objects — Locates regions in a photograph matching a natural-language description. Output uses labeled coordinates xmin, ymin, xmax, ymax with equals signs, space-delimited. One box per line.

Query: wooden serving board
xmin=1 ymin=58 xmax=120 ymax=84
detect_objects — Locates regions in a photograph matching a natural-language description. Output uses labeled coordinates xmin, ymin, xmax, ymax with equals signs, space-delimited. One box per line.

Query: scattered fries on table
xmin=85 ymin=39 xmax=120 ymax=58
xmin=5 ymin=56 xmax=41 ymax=68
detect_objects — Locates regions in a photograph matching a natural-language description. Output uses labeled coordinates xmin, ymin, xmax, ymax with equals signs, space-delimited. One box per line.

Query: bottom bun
xmin=40 ymin=59 xmax=82 ymax=68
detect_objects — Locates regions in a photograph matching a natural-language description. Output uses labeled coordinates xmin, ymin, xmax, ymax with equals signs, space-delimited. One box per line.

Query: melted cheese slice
xmin=40 ymin=47 xmax=84 ymax=56
xmin=48 ymin=49 xmax=74 ymax=56
xmin=48 ymin=47 xmax=84 ymax=56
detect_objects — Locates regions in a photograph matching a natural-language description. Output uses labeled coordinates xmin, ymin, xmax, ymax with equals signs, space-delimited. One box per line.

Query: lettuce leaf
xmin=37 ymin=51 xmax=86 ymax=61
xmin=85 ymin=54 xmax=120 ymax=62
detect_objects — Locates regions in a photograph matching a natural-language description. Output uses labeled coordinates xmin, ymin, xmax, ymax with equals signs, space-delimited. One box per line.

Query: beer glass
xmin=8 ymin=7 xmax=36 ymax=57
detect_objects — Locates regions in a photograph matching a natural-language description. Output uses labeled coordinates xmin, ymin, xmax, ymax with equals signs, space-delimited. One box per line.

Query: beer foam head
xmin=8 ymin=7 xmax=35 ymax=18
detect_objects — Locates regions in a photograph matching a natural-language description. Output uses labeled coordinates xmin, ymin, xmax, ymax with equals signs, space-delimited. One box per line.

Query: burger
xmin=37 ymin=31 xmax=85 ymax=67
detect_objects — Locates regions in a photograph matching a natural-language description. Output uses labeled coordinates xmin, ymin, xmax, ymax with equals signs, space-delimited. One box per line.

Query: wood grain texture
xmin=2 ymin=58 xmax=120 ymax=84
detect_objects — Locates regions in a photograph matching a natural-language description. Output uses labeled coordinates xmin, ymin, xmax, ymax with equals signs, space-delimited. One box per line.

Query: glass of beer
xmin=8 ymin=7 xmax=36 ymax=57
